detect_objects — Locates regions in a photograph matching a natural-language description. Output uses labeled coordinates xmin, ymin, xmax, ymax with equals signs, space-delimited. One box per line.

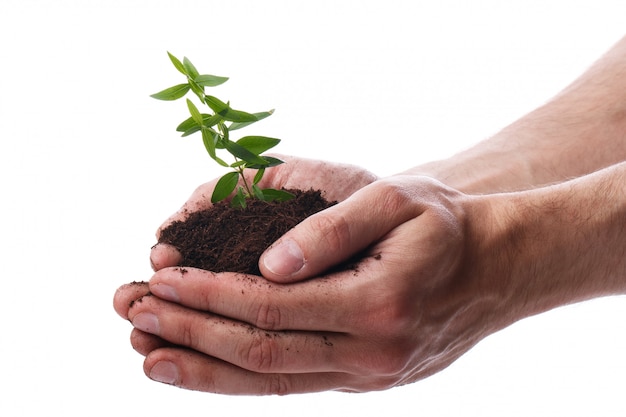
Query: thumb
xmin=258 ymin=179 xmax=420 ymax=282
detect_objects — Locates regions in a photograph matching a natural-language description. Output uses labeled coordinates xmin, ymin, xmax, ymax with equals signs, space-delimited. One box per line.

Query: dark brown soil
xmin=157 ymin=189 xmax=335 ymax=275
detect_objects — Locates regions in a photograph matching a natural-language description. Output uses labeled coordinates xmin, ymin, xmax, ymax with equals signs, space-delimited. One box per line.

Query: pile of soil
xmin=157 ymin=189 xmax=335 ymax=275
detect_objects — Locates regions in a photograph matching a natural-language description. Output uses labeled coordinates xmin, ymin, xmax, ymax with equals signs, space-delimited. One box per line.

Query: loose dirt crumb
xmin=129 ymin=292 xmax=152 ymax=308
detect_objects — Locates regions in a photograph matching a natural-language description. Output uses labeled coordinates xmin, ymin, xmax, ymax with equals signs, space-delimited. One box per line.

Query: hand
xmin=114 ymin=175 xmax=512 ymax=394
xmin=149 ymin=155 xmax=378 ymax=271
xmin=114 ymin=34 xmax=626 ymax=394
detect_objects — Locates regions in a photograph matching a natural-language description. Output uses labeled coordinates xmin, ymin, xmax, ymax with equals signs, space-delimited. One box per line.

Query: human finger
xmin=148 ymin=265 xmax=371 ymax=333
xmin=127 ymin=293 xmax=356 ymax=374
xmin=113 ymin=281 xmax=150 ymax=320
xmin=130 ymin=328 xmax=173 ymax=356
xmin=150 ymin=243 xmax=182 ymax=271
xmin=258 ymin=176 xmax=432 ymax=282
xmin=141 ymin=346 xmax=363 ymax=395
xmin=257 ymin=154 xmax=378 ymax=202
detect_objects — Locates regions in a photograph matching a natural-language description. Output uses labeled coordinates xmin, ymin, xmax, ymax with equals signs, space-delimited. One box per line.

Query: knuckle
xmin=305 ymin=211 xmax=351 ymax=253
xmin=262 ymin=374 xmax=292 ymax=396
xmin=374 ymin=178 xmax=419 ymax=213
xmin=357 ymin=343 xmax=413 ymax=378
xmin=254 ymin=302 xmax=284 ymax=330
xmin=180 ymin=325 xmax=195 ymax=346
xmin=176 ymin=317 xmax=197 ymax=348
xmin=240 ymin=331 xmax=282 ymax=373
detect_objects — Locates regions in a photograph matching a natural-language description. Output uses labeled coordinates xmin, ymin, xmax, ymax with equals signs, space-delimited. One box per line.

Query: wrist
xmin=400 ymin=148 xmax=535 ymax=194
xmin=472 ymin=164 xmax=626 ymax=324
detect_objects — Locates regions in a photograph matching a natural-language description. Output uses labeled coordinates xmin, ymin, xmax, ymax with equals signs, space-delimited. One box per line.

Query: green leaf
xmin=150 ymin=84 xmax=190 ymax=100
xmin=223 ymin=108 xmax=259 ymax=123
xmin=177 ymin=114 xmax=222 ymax=136
xmin=252 ymin=184 xmax=266 ymax=200
xmin=224 ymin=140 xmax=268 ymax=165
xmin=263 ymin=156 xmax=286 ymax=167
xmin=205 ymin=96 xmax=258 ymax=122
xmin=180 ymin=125 xmax=201 ymax=137
xmin=186 ymin=99 xmax=203 ymax=126
xmin=188 ymin=79 xmax=205 ymax=102
xmin=201 ymin=129 xmax=228 ymax=166
xmin=229 ymin=110 xmax=274 ymax=131
xmin=231 ymin=188 xmax=247 ymax=209
xmin=204 ymin=95 xmax=229 ymax=113
xmin=230 ymin=160 xmax=247 ymax=168
xmin=218 ymin=120 xmax=229 ymax=142
xmin=247 ymin=156 xmax=285 ymax=169
xmin=195 ymin=74 xmax=229 ymax=87
xmin=182 ymin=57 xmax=199 ymax=79
xmin=252 ymin=167 xmax=265 ymax=185
xmin=212 ymin=172 xmax=239 ymax=203
xmin=182 ymin=123 xmax=218 ymax=138
xmin=236 ymin=136 xmax=280 ymax=155
xmin=201 ymin=128 xmax=217 ymax=159
xmin=261 ymin=188 xmax=295 ymax=202
xmin=167 ymin=52 xmax=187 ymax=75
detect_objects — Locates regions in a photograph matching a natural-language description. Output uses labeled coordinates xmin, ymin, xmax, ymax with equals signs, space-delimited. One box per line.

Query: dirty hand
xmin=114 ymin=175 xmax=515 ymax=394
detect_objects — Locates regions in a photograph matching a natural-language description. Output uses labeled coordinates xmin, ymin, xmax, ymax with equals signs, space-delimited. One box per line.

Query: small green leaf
xmin=182 ymin=57 xmax=199 ymax=79
xmin=188 ymin=79 xmax=205 ymax=102
xmin=231 ymin=188 xmax=247 ymax=209
xmin=204 ymin=95 xmax=229 ymax=113
xmin=224 ymin=140 xmax=268 ymax=165
xmin=186 ymin=99 xmax=203 ymax=126
xmin=201 ymin=128 xmax=217 ymax=159
xmin=218 ymin=121 xmax=229 ymax=143
xmin=236 ymin=136 xmax=280 ymax=155
xmin=182 ymin=123 xmax=217 ymax=138
xmin=177 ymin=114 xmax=222 ymax=135
xmin=223 ymin=108 xmax=259 ymax=123
xmin=247 ymin=156 xmax=285 ymax=170
xmin=252 ymin=167 xmax=265 ymax=185
xmin=212 ymin=172 xmax=240 ymax=203
xmin=195 ymin=74 xmax=229 ymax=87
xmin=176 ymin=116 xmax=197 ymax=133
xmin=229 ymin=110 xmax=274 ymax=131
xmin=180 ymin=125 xmax=201 ymax=137
xmin=205 ymin=96 xmax=258 ymax=122
xmin=167 ymin=52 xmax=187 ymax=75
xmin=261 ymin=188 xmax=295 ymax=202
xmin=230 ymin=160 xmax=247 ymax=168
xmin=252 ymin=184 xmax=266 ymax=200
xmin=262 ymin=156 xmax=286 ymax=167
xmin=201 ymin=129 xmax=228 ymax=166
xmin=150 ymin=84 xmax=190 ymax=100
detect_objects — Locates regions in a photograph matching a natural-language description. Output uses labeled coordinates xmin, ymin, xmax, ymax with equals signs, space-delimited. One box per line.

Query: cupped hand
xmin=114 ymin=175 xmax=512 ymax=394
xmin=149 ymin=155 xmax=378 ymax=271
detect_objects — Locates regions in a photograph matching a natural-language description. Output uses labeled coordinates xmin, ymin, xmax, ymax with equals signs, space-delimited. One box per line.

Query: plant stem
xmin=238 ymin=165 xmax=253 ymax=197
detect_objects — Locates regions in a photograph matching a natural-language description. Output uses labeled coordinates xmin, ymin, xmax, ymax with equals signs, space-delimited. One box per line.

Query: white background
xmin=1 ymin=1 xmax=625 ymax=416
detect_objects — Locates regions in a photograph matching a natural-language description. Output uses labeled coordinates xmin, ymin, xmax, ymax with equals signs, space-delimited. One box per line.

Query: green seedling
xmin=151 ymin=52 xmax=294 ymax=208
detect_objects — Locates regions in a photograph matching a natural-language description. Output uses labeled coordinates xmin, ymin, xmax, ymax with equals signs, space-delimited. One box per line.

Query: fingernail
xmin=150 ymin=361 xmax=178 ymax=385
xmin=263 ymin=238 xmax=304 ymax=277
xmin=151 ymin=284 xmax=179 ymax=302
xmin=132 ymin=312 xmax=160 ymax=335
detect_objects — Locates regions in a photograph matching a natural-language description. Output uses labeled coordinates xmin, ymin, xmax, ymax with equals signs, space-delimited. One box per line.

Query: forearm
xmin=405 ymin=35 xmax=626 ymax=194
xmin=476 ymin=161 xmax=626 ymax=325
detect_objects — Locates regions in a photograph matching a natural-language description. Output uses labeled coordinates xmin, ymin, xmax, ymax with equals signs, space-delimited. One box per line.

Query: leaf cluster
xmin=151 ymin=52 xmax=293 ymax=208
